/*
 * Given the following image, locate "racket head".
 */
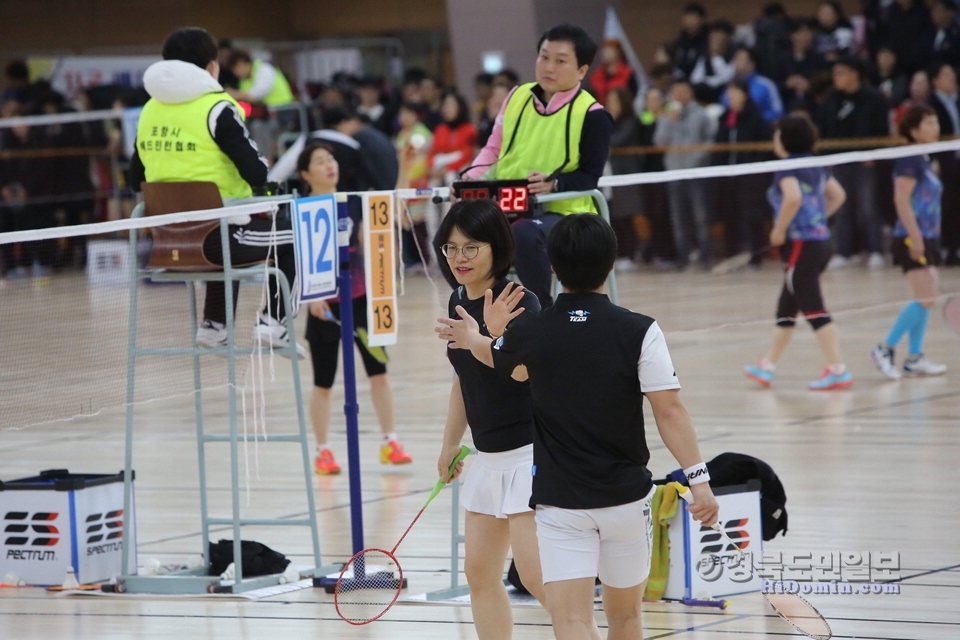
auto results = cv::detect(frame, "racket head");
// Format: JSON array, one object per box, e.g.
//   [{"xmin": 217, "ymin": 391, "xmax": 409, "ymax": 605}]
[
  {"xmin": 334, "ymin": 548, "xmax": 405, "ymax": 625},
  {"xmin": 763, "ymin": 591, "xmax": 833, "ymax": 639},
  {"xmin": 943, "ymin": 295, "xmax": 960, "ymax": 336}
]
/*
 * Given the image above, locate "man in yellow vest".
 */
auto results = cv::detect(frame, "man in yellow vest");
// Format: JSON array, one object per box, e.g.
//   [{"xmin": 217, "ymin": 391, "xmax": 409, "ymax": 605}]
[
  {"xmin": 225, "ymin": 48, "xmax": 297, "ymax": 161},
  {"xmin": 226, "ymin": 49, "xmax": 296, "ymax": 108},
  {"xmin": 464, "ymin": 23, "xmax": 613, "ymax": 306},
  {"xmin": 129, "ymin": 27, "xmax": 305, "ymax": 358}
]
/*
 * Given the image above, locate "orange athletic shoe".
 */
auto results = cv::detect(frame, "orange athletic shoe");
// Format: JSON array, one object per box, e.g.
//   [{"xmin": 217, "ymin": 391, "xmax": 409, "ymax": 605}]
[
  {"xmin": 380, "ymin": 440, "xmax": 413, "ymax": 465},
  {"xmin": 314, "ymin": 449, "xmax": 341, "ymax": 475}
]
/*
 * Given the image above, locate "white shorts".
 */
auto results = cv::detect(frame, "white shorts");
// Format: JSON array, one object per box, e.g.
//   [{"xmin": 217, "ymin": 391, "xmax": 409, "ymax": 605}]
[
  {"xmin": 460, "ymin": 444, "xmax": 534, "ymax": 518},
  {"xmin": 535, "ymin": 485, "xmax": 655, "ymax": 589}
]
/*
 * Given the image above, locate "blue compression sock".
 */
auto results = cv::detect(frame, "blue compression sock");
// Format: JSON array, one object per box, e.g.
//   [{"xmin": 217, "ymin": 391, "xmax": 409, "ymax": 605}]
[
  {"xmin": 907, "ymin": 304, "xmax": 930, "ymax": 356},
  {"xmin": 885, "ymin": 301, "xmax": 926, "ymax": 353}
]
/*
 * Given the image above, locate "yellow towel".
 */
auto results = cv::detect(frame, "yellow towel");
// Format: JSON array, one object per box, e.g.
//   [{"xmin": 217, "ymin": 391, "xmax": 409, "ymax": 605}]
[{"xmin": 644, "ymin": 482, "xmax": 679, "ymax": 601}]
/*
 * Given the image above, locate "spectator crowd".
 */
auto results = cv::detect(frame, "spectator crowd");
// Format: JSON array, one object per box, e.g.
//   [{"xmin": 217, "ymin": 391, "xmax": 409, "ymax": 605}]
[{"xmin": 4, "ymin": 1, "xmax": 960, "ymax": 279}]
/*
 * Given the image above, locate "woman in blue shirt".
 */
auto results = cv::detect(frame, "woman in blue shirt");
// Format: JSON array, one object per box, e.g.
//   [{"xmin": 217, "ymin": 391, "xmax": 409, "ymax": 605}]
[
  {"xmin": 870, "ymin": 105, "xmax": 948, "ymax": 378},
  {"xmin": 745, "ymin": 113, "xmax": 851, "ymax": 390}
]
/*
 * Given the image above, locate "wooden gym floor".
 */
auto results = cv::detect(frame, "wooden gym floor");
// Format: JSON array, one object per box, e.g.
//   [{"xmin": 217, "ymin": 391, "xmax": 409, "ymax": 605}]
[{"xmin": 0, "ymin": 262, "xmax": 958, "ymax": 639}]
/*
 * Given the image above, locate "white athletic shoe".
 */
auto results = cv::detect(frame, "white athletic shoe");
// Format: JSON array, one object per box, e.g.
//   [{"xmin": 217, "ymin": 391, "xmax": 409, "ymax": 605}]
[
  {"xmin": 866, "ymin": 252, "xmax": 885, "ymax": 269},
  {"xmin": 827, "ymin": 255, "xmax": 851, "ymax": 270},
  {"xmin": 196, "ymin": 320, "xmax": 228, "ymax": 348},
  {"xmin": 252, "ymin": 315, "xmax": 307, "ymax": 360},
  {"xmin": 902, "ymin": 355, "xmax": 947, "ymax": 377},
  {"xmin": 870, "ymin": 344, "xmax": 901, "ymax": 380}
]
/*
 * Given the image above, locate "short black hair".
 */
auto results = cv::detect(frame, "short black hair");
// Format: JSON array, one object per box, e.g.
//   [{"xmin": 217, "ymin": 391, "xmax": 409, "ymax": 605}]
[
  {"xmin": 435, "ymin": 199, "xmax": 516, "ymax": 284},
  {"xmin": 495, "ymin": 68, "xmax": 520, "ymax": 86},
  {"xmin": 321, "ymin": 105, "xmax": 357, "ymax": 129},
  {"xmin": 789, "ymin": 17, "xmax": 816, "ymax": 33},
  {"xmin": 474, "ymin": 72, "xmax": 494, "ymax": 86},
  {"xmin": 537, "ymin": 23, "xmax": 598, "ymax": 69},
  {"xmin": 777, "ymin": 113, "xmax": 819, "ymax": 154},
  {"xmin": 898, "ymin": 104, "xmax": 937, "ymax": 141},
  {"xmin": 4, "ymin": 60, "xmax": 28, "ymax": 81},
  {"xmin": 296, "ymin": 140, "xmax": 336, "ymax": 175},
  {"xmin": 683, "ymin": 2, "xmax": 707, "ymax": 17},
  {"xmin": 832, "ymin": 54, "xmax": 865, "ymax": 78},
  {"xmin": 710, "ymin": 19, "xmax": 735, "ymax": 35},
  {"xmin": 547, "ymin": 214, "xmax": 616, "ymax": 292},
  {"xmin": 161, "ymin": 27, "xmax": 218, "ymax": 69}
]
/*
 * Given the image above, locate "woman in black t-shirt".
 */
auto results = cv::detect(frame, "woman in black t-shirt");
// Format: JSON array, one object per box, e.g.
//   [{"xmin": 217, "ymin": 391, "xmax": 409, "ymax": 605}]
[{"xmin": 434, "ymin": 199, "xmax": 544, "ymax": 636}]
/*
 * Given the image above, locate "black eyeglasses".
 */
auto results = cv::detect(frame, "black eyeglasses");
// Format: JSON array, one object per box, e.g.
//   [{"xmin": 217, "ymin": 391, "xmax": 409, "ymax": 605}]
[{"xmin": 440, "ymin": 243, "xmax": 489, "ymax": 259}]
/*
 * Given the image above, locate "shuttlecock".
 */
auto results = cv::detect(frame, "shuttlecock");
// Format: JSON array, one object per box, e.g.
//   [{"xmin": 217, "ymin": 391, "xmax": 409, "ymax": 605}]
[
  {"xmin": 4, "ymin": 571, "xmax": 25, "ymax": 586},
  {"xmin": 410, "ymin": 132, "xmax": 427, "ymax": 150},
  {"xmin": 62, "ymin": 567, "xmax": 80, "ymax": 589},
  {"xmin": 278, "ymin": 564, "xmax": 300, "ymax": 584},
  {"xmin": 144, "ymin": 558, "xmax": 161, "ymax": 575},
  {"xmin": 220, "ymin": 562, "xmax": 235, "ymax": 581},
  {"xmin": 186, "ymin": 555, "xmax": 206, "ymax": 571}
]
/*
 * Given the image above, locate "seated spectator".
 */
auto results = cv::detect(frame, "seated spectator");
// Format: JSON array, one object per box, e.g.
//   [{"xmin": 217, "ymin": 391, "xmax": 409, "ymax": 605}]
[
  {"xmin": 654, "ymin": 78, "xmax": 716, "ymax": 270},
  {"xmin": 428, "ymin": 90, "xmax": 477, "ymax": 186},
  {"xmin": 494, "ymin": 68, "xmax": 520, "ymax": 90},
  {"xmin": 816, "ymin": 55, "xmax": 890, "ymax": 269},
  {"xmin": 672, "ymin": 3, "xmax": 709, "ymax": 80},
  {"xmin": 722, "ymin": 46, "xmax": 784, "ymax": 124},
  {"xmin": 927, "ymin": 61, "xmax": 960, "ymax": 265},
  {"xmin": 605, "ymin": 86, "xmax": 643, "ymax": 271},
  {"xmin": 476, "ymin": 82, "xmax": 509, "ymax": 148},
  {"xmin": 877, "ymin": 0, "xmax": 931, "ymax": 76},
  {"xmin": 713, "ymin": 79, "xmax": 773, "ymax": 266},
  {"xmin": 775, "ymin": 18, "xmax": 830, "ymax": 113},
  {"xmin": 472, "ymin": 72, "xmax": 494, "ymax": 125},
  {"xmin": 356, "ymin": 75, "xmax": 391, "ymax": 134},
  {"xmin": 393, "ymin": 102, "xmax": 433, "ymax": 273},
  {"xmin": 894, "ymin": 69, "xmax": 931, "ymax": 128},
  {"xmin": 917, "ymin": 0, "xmax": 960, "ymax": 71},
  {"xmin": 752, "ymin": 2, "xmax": 792, "ymax": 81},
  {"xmin": 812, "ymin": 1, "xmax": 855, "ymax": 61},
  {"xmin": 689, "ymin": 19, "xmax": 736, "ymax": 104},
  {"xmin": 420, "ymin": 75, "xmax": 445, "ymax": 131},
  {"xmin": 589, "ymin": 38, "xmax": 638, "ymax": 105},
  {"xmin": 874, "ymin": 46, "xmax": 909, "ymax": 112},
  {"xmin": 636, "ymin": 87, "xmax": 675, "ymax": 267}
]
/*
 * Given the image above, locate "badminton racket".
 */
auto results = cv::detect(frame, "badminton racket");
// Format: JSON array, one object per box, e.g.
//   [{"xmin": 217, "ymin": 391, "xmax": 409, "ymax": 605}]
[
  {"xmin": 675, "ymin": 483, "xmax": 832, "ymax": 639},
  {"xmin": 334, "ymin": 444, "xmax": 471, "ymax": 624},
  {"xmin": 943, "ymin": 294, "xmax": 960, "ymax": 337}
]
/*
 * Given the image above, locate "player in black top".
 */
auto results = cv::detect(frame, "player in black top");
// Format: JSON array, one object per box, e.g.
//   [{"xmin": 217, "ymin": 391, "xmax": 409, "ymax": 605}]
[
  {"xmin": 434, "ymin": 199, "xmax": 545, "ymax": 637},
  {"xmin": 438, "ymin": 213, "xmax": 718, "ymax": 640}
]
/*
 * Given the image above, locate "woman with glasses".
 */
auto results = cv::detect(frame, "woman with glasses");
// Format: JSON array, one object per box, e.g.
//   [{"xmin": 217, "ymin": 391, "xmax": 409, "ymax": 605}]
[{"xmin": 433, "ymin": 199, "xmax": 545, "ymax": 638}]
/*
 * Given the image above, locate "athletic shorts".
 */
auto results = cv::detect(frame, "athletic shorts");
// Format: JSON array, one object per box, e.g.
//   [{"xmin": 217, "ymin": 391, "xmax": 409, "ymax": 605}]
[
  {"xmin": 460, "ymin": 444, "xmax": 533, "ymax": 518},
  {"xmin": 891, "ymin": 236, "xmax": 941, "ymax": 273},
  {"xmin": 535, "ymin": 485, "xmax": 655, "ymax": 589}
]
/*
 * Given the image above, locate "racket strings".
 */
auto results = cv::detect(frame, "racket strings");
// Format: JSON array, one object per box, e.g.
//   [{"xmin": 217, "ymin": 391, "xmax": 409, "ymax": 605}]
[
  {"xmin": 764, "ymin": 592, "xmax": 833, "ymax": 639},
  {"xmin": 334, "ymin": 549, "xmax": 404, "ymax": 625}
]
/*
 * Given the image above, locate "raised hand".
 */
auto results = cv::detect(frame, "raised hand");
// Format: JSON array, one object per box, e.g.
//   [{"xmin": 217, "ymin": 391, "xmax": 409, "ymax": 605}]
[{"xmin": 483, "ymin": 282, "xmax": 526, "ymax": 337}]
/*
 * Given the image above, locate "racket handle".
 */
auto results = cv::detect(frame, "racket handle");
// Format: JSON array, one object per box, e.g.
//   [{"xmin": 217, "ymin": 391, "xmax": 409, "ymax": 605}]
[
  {"xmin": 682, "ymin": 597, "xmax": 729, "ymax": 609},
  {"xmin": 673, "ymin": 482, "xmax": 723, "ymax": 533},
  {"xmin": 904, "ymin": 238, "xmax": 927, "ymax": 265}
]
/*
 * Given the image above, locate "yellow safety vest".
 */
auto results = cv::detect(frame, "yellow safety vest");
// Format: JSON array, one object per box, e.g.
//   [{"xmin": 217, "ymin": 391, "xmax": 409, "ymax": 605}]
[
  {"xmin": 137, "ymin": 92, "xmax": 253, "ymax": 200},
  {"xmin": 239, "ymin": 59, "xmax": 296, "ymax": 106},
  {"xmin": 495, "ymin": 82, "xmax": 596, "ymax": 215}
]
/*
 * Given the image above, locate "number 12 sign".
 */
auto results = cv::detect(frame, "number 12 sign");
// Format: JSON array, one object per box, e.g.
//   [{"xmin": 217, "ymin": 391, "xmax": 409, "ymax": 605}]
[
  {"xmin": 363, "ymin": 192, "xmax": 398, "ymax": 346},
  {"xmin": 292, "ymin": 194, "xmax": 339, "ymax": 302}
]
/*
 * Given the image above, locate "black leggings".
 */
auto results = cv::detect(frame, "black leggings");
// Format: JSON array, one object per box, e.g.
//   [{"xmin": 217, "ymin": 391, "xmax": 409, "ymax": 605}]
[
  {"xmin": 775, "ymin": 239, "xmax": 832, "ymax": 330},
  {"xmin": 306, "ymin": 294, "xmax": 388, "ymax": 389},
  {"xmin": 202, "ymin": 216, "xmax": 296, "ymax": 324}
]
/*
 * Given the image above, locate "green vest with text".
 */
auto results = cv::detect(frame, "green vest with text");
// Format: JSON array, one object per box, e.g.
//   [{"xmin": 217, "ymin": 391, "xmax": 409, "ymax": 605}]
[
  {"xmin": 239, "ymin": 59, "xmax": 296, "ymax": 106},
  {"xmin": 137, "ymin": 92, "xmax": 253, "ymax": 200},
  {"xmin": 495, "ymin": 82, "xmax": 596, "ymax": 215}
]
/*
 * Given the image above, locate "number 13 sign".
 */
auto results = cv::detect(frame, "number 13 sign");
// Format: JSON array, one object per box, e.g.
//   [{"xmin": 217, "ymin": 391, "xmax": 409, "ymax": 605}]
[
  {"xmin": 292, "ymin": 194, "xmax": 339, "ymax": 302},
  {"xmin": 363, "ymin": 192, "xmax": 398, "ymax": 346}
]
